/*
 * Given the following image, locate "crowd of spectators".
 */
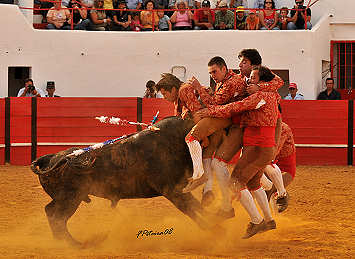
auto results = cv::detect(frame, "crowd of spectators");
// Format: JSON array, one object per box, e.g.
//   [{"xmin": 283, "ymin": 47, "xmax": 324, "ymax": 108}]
[
  {"xmin": 37, "ymin": 0, "xmax": 313, "ymax": 31},
  {"xmin": 17, "ymin": 79, "xmax": 60, "ymax": 97}
]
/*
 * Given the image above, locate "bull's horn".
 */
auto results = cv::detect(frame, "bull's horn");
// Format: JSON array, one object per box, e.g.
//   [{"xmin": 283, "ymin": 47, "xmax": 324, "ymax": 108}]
[{"xmin": 31, "ymin": 154, "xmax": 68, "ymax": 175}]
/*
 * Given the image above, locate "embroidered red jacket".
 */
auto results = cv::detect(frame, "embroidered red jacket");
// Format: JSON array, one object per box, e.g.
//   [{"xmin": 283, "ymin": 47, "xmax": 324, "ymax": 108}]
[
  {"xmin": 276, "ymin": 122, "xmax": 296, "ymax": 159},
  {"xmin": 174, "ymin": 83, "xmax": 203, "ymax": 119},
  {"xmin": 207, "ymin": 91, "xmax": 279, "ymax": 127},
  {"xmin": 197, "ymin": 70, "xmax": 247, "ymax": 105}
]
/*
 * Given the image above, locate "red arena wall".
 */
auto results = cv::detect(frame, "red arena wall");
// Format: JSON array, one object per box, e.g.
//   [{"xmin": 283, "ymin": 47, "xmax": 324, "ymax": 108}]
[{"xmin": 0, "ymin": 98, "xmax": 353, "ymax": 166}]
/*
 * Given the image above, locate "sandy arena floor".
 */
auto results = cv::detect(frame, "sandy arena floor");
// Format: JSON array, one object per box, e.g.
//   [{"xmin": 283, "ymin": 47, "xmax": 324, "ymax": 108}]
[{"xmin": 0, "ymin": 165, "xmax": 354, "ymax": 258}]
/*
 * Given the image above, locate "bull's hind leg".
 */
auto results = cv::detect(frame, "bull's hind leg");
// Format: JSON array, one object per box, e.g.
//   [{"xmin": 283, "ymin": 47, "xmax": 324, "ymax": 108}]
[
  {"xmin": 165, "ymin": 193, "xmax": 209, "ymax": 229},
  {"xmin": 45, "ymin": 198, "xmax": 82, "ymax": 246}
]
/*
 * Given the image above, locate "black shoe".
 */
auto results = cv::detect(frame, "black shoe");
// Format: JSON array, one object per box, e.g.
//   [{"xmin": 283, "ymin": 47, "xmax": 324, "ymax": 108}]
[
  {"xmin": 276, "ymin": 192, "xmax": 289, "ymax": 213},
  {"xmin": 242, "ymin": 220, "xmax": 265, "ymax": 239},
  {"xmin": 263, "ymin": 219, "xmax": 276, "ymax": 232},
  {"xmin": 215, "ymin": 208, "xmax": 235, "ymax": 220},
  {"xmin": 201, "ymin": 190, "xmax": 215, "ymax": 207}
]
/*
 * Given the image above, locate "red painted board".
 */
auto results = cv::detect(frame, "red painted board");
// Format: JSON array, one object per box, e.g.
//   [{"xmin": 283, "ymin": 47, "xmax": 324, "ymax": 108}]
[
  {"xmin": 37, "ymin": 98, "xmax": 138, "ymax": 143},
  {"xmin": 142, "ymin": 98, "xmax": 174, "ymax": 124},
  {"xmin": 280, "ymin": 100, "xmax": 348, "ymax": 145},
  {"xmin": 0, "ymin": 98, "xmax": 4, "ymax": 165},
  {"xmin": 10, "ymin": 98, "xmax": 32, "ymax": 165},
  {"xmin": 296, "ymin": 147, "xmax": 347, "ymax": 166},
  {"xmin": 10, "ymin": 147, "xmax": 31, "ymax": 165}
]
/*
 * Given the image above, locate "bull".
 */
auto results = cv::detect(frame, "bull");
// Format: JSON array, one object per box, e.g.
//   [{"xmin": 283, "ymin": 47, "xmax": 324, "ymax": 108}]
[{"xmin": 31, "ymin": 116, "xmax": 217, "ymax": 246}]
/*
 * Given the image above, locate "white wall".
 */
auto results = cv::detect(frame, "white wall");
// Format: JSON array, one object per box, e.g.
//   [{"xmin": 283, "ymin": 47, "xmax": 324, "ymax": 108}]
[{"xmin": 0, "ymin": 1, "xmax": 355, "ymax": 99}]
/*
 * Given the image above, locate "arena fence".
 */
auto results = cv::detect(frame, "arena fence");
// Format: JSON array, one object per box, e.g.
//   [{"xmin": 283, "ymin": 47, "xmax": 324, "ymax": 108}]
[{"xmin": 0, "ymin": 97, "xmax": 353, "ymax": 166}]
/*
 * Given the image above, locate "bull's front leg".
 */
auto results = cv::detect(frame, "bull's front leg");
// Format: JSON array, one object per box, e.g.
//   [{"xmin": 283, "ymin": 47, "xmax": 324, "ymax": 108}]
[{"xmin": 45, "ymin": 199, "xmax": 82, "ymax": 247}]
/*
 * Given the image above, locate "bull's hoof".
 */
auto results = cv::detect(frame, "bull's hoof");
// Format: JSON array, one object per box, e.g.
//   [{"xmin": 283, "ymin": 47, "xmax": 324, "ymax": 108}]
[
  {"xmin": 182, "ymin": 174, "xmax": 208, "ymax": 193},
  {"xmin": 111, "ymin": 199, "xmax": 119, "ymax": 208}
]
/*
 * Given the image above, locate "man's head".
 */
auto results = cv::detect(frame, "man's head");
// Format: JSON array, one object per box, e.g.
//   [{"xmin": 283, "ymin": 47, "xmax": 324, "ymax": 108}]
[
  {"xmin": 249, "ymin": 9, "xmax": 256, "ymax": 18},
  {"xmin": 326, "ymin": 78, "xmax": 335, "ymax": 91},
  {"xmin": 236, "ymin": 6, "xmax": 244, "ymax": 18},
  {"xmin": 155, "ymin": 73, "xmax": 183, "ymax": 102},
  {"xmin": 201, "ymin": 0, "xmax": 210, "ymax": 9},
  {"xmin": 289, "ymin": 82, "xmax": 298, "ymax": 97},
  {"xmin": 118, "ymin": 0, "xmax": 126, "ymax": 8},
  {"xmin": 280, "ymin": 7, "xmax": 288, "ymax": 17},
  {"xmin": 46, "ymin": 81, "xmax": 56, "ymax": 96},
  {"xmin": 295, "ymin": 0, "xmax": 304, "ymax": 6},
  {"xmin": 238, "ymin": 49, "xmax": 262, "ymax": 77},
  {"xmin": 208, "ymin": 56, "xmax": 228, "ymax": 83},
  {"xmin": 146, "ymin": 80, "xmax": 156, "ymax": 93},
  {"xmin": 24, "ymin": 78, "xmax": 34, "ymax": 88}
]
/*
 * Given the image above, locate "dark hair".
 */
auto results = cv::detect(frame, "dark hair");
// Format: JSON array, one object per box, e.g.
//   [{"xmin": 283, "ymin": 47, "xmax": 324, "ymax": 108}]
[
  {"xmin": 252, "ymin": 66, "xmax": 275, "ymax": 82},
  {"xmin": 278, "ymin": 103, "xmax": 282, "ymax": 113},
  {"xmin": 155, "ymin": 73, "xmax": 183, "ymax": 92},
  {"xmin": 280, "ymin": 7, "xmax": 289, "ymax": 14},
  {"xmin": 264, "ymin": 0, "xmax": 275, "ymax": 9},
  {"xmin": 208, "ymin": 56, "xmax": 227, "ymax": 70},
  {"xmin": 24, "ymin": 78, "xmax": 33, "ymax": 84},
  {"xmin": 326, "ymin": 77, "xmax": 334, "ymax": 83},
  {"xmin": 144, "ymin": 0, "xmax": 155, "ymax": 9},
  {"xmin": 238, "ymin": 49, "xmax": 262, "ymax": 66},
  {"xmin": 146, "ymin": 80, "xmax": 156, "ymax": 89}
]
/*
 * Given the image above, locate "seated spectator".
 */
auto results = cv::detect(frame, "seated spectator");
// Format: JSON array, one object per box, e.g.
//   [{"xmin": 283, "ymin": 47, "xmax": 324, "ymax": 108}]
[
  {"xmin": 111, "ymin": 0, "xmax": 132, "ymax": 31},
  {"xmin": 278, "ymin": 7, "xmax": 290, "ymax": 30},
  {"xmin": 157, "ymin": 0, "xmax": 170, "ymax": 9},
  {"xmin": 254, "ymin": 0, "xmax": 263, "ymax": 9},
  {"xmin": 235, "ymin": 6, "xmax": 246, "ymax": 30},
  {"xmin": 68, "ymin": 0, "xmax": 90, "ymax": 30},
  {"xmin": 144, "ymin": 80, "xmax": 157, "ymax": 98},
  {"xmin": 194, "ymin": 0, "xmax": 215, "ymax": 30},
  {"xmin": 104, "ymin": 0, "xmax": 114, "ymax": 19},
  {"xmin": 39, "ymin": 0, "xmax": 53, "ymax": 22},
  {"xmin": 214, "ymin": 0, "xmax": 234, "ymax": 30},
  {"xmin": 284, "ymin": 83, "xmax": 304, "ymax": 100},
  {"xmin": 17, "ymin": 79, "xmax": 45, "ymax": 97},
  {"xmin": 157, "ymin": 9, "xmax": 172, "ymax": 31},
  {"xmin": 229, "ymin": 0, "xmax": 247, "ymax": 9},
  {"xmin": 140, "ymin": 0, "xmax": 159, "ymax": 31},
  {"xmin": 45, "ymin": 81, "xmax": 60, "ymax": 97},
  {"xmin": 170, "ymin": 1, "xmax": 193, "ymax": 30},
  {"xmin": 169, "ymin": 0, "xmax": 194, "ymax": 10},
  {"xmin": 287, "ymin": 0, "xmax": 312, "ymax": 30},
  {"xmin": 46, "ymin": 0, "xmax": 71, "ymax": 30},
  {"xmin": 126, "ymin": 0, "xmax": 143, "ymax": 10},
  {"xmin": 130, "ymin": 11, "xmax": 143, "ymax": 31},
  {"xmin": 317, "ymin": 78, "xmax": 341, "ymax": 100},
  {"xmin": 246, "ymin": 9, "xmax": 260, "ymax": 30},
  {"xmin": 259, "ymin": 0, "xmax": 279, "ymax": 30},
  {"xmin": 90, "ymin": 0, "xmax": 112, "ymax": 31},
  {"xmin": 81, "ymin": 0, "xmax": 94, "ymax": 7}
]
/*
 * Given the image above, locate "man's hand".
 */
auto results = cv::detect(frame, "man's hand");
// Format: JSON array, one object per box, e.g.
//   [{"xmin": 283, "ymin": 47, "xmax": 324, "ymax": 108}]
[
  {"xmin": 194, "ymin": 108, "xmax": 210, "ymax": 121},
  {"xmin": 187, "ymin": 76, "xmax": 202, "ymax": 90}
]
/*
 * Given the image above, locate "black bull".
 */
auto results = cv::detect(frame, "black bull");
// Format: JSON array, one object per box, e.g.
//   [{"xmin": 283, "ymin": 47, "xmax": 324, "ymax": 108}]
[{"xmin": 31, "ymin": 116, "xmax": 218, "ymax": 245}]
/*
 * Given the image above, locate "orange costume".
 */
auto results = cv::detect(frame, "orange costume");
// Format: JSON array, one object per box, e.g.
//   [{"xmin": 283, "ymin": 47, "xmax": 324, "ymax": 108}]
[
  {"xmin": 275, "ymin": 122, "xmax": 296, "ymax": 178},
  {"xmin": 174, "ymin": 83, "xmax": 203, "ymax": 119}
]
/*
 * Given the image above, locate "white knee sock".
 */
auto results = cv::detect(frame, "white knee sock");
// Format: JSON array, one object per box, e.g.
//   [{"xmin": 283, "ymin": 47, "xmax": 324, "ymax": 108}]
[
  {"xmin": 260, "ymin": 173, "xmax": 273, "ymax": 191},
  {"xmin": 203, "ymin": 158, "xmax": 213, "ymax": 193},
  {"xmin": 240, "ymin": 189, "xmax": 263, "ymax": 224},
  {"xmin": 265, "ymin": 164, "xmax": 286, "ymax": 197},
  {"xmin": 252, "ymin": 187, "xmax": 273, "ymax": 222},
  {"xmin": 211, "ymin": 158, "xmax": 232, "ymax": 211},
  {"xmin": 186, "ymin": 139, "xmax": 204, "ymax": 179}
]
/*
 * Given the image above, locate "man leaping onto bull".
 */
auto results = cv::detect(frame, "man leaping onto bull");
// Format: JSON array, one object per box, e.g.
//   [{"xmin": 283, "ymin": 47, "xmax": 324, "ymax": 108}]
[{"xmin": 155, "ymin": 58, "xmax": 240, "ymax": 218}]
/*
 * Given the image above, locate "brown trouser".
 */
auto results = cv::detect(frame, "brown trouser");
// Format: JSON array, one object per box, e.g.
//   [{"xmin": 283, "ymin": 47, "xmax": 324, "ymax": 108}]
[
  {"xmin": 190, "ymin": 117, "xmax": 231, "ymax": 143},
  {"xmin": 231, "ymin": 145, "xmax": 275, "ymax": 190}
]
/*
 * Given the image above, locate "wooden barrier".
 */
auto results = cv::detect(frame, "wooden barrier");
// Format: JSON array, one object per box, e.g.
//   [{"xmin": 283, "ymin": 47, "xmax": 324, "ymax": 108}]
[
  {"xmin": 10, "ymin": 98, "xmax": 32, "ymax": 165},
  {"xmin": 36, "ymin": 97, "xmax": 138, "ymax": 158},
  {"xmin": 0, "ymin": 97, "xmax": 353, "ymax": 166},
  {"xmin": 280, "ymin": 100, "xmax": 348, "ymax": 165},
  {"xmin": 0, "ymin": 98, "xmax": 4, "ymax": 165}
]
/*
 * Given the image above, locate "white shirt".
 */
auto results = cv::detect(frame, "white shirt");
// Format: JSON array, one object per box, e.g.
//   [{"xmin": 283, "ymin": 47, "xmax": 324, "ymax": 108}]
[
  {"xmin": 17, "ymin": 87, "xmax": 46, "ymax": 97},
  {"xmin": 284, "ymin": 93, "xmax": 304, "ymax": 100}
]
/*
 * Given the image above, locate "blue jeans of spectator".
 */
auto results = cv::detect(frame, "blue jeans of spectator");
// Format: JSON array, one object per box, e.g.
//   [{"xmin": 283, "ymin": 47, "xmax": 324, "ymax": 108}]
[
  {"xmin": 47, "ymin": 23, "xmax": 71, "ymax": 30},
  {"xmin": 260, "ymin": 26, "xmax": 280, "ymax": 30},
  {"xmin": 74, "ymin": 19, "xmax": 90, "ymax": 30},
  {"xmin": 287, "ymin": 21, "xmax": 312, "ymax": 30},
  {"xmin": 194, "ymin": 26, "xmax": 214, "ymax": 30}
]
